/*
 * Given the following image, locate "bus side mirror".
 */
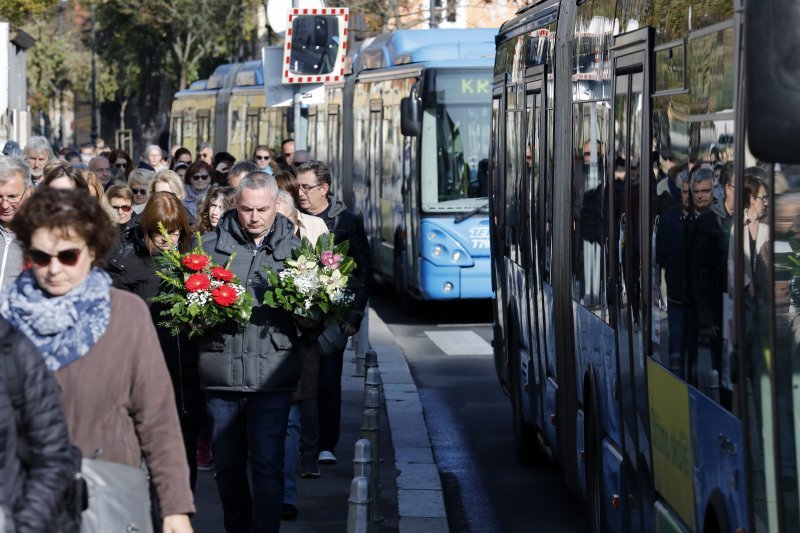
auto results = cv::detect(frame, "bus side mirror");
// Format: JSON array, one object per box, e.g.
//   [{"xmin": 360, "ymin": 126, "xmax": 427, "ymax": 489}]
[
  {"xmin": 745, "ymin": 0, "xmax": 800, "ymax": 163},
  {"xmin": 401, "ymin": 96, "xmax": 421, "ymax": 137}
]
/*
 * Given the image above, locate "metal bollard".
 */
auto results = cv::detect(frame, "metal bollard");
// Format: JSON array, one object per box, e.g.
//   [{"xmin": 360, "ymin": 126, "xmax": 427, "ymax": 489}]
[
  {"xmin": 346, "ymin": 476, "xmax": 371, "ymax": 533},
  {"xmin": 365, "ymin": 349, "xmax": 378, "ymax": 369},
  {"xmin": 361, "ymin": 387, "xmax": 381, "ymax": 525},
  {"xmin": 354, "ymin": 349, "xmax": 366, "ymax": 377},
  {"xmin": 365, "ymin": 366, "xmax": 382, "ymax": 393},
  {"xmin": 353, "ymin": 439, "xmax": 373, "ymax": 479}
]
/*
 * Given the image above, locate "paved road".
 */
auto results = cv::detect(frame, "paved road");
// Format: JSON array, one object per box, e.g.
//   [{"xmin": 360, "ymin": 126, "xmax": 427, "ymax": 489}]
[{"xmin": 371, "ymin": 287, "xmax": 590, "ymax": 533}]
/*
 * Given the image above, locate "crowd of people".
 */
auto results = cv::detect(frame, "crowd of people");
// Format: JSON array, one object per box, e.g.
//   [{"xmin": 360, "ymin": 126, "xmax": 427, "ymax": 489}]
[{"xmin": 0, "ymin": 135, "xmax": 371, "ymax": 533}]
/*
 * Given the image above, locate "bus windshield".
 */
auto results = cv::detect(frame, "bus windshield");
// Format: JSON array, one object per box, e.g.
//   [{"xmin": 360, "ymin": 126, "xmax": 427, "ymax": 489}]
[{"xmin": 420, "ymin": 69, "xmax": 492, "ymax": 213}]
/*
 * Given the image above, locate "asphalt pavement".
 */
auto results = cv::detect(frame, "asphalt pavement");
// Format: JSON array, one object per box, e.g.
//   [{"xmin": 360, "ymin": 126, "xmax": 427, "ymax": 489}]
[{"xmin": 193, "ymin": 307, "xmax": 443, "ymax": 532}]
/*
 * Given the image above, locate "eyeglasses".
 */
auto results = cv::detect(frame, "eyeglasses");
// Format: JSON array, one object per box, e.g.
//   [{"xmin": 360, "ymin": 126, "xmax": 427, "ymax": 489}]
[
  {"xmin": 283, "ymin": 153, "xmax": 292, "ymax": 158},
  {"xmin": 298, "ymin": 183, "xmax": 322, "ymax": 192},
  {"xmin": 28, "ymin": 245, "xmax": 85, "ymax": 267},
  {"xmin": 111, "ymin": 204, "xmax": 132, "ymax": 213},
  {"xmin": 0, "ymin": 187, "xmax": 27, "ymax": 206},
  {"xmin": 753, "ymin": 195, "xmax": 769, "ymax": 203},
  {"xmin": 132, "ymin": 188, "xmax": 148, "ymax": 195},
  {"xmin": 115, "ymin": 163, "xmax": 127, "ymax": 169},
  {"xmin": 255, "ymin": 155, "xmax": 270, "ymax": 160},
  {"xmin": 192, "ymin": 174, "xmax": 210, "ymax": 181}
]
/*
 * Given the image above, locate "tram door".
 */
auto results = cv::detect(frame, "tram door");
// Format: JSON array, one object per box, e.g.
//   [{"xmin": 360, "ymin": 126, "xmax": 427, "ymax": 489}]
[{"xmin": 609, "ymin": 30, "xmax": 654, "ymax": 532}]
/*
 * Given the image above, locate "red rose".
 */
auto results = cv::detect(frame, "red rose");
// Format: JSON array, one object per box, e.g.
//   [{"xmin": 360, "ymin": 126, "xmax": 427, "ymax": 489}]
[
  {"xmin": 212, "ymin": 284, "xmax": 238, "ymax": 307},
  {"xmin": 185, "ymin": 273, "xmax": 211, "ymax": 292},
  {"xmin": 211, "ymin": 266, "xmax": 234, "ymax": 282},
  {"xmin": 182, "ymin": 254, "xmax": 210, "ymax": 271}
]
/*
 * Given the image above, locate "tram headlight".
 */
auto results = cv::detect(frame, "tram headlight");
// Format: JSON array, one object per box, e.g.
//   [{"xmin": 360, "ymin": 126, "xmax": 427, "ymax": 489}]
[
  {"xmin": 452, "ymin": 251, "xmax": 462, "ymax": 262},
  {"xmin": 432, "ymin": 245, "xmax": 443, "ymax": 257},
  {"xmin": 443, "ymin": 282, "xmax": 454, "ymax": 293}
]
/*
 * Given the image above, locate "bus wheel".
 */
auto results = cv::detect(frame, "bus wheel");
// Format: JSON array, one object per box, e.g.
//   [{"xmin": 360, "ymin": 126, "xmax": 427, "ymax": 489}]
[
  {"xmin": 585, "ymin": 395, "xmax": 606, "ymax": 532},
  {"xmin": 510, "ymin": 331, "xmax": 536, "ymax": 466}
]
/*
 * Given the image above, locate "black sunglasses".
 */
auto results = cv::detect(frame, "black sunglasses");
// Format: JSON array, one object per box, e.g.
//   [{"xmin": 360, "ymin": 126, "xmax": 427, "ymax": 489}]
[
  {"xmin": 115, "ymin": 163, "xmax": 127, "ymax": 169},
  {"xmin": 112, "ymin": 204, "xmax": 132, "ymax": 213},
  {"xmin": 28, "ymin": 246, "xmax": 85, "ymax": 267},
  {"xmin": 255, "ymin": 155, "xmax": 270, "ymax": 160},
  {"xmin": 132, "ymin": 188, "xmax": 148, "ymax": 195},
  {"xmin": 192, "ymin": 174, "xmax": 210, "ymax": 181}
]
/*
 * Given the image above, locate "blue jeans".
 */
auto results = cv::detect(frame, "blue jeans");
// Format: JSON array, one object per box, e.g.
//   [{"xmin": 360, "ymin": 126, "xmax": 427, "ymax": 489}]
[
  {"xmin": 283, "ymin": 403, "xmax": 301, "ymax": 505},
  {"xmin": 317, "ymin": 345, "xmax": 345, "ymax": 453},
  {"xmin": 207, "ymin": 391, "xmax": 292, "ymax": 533}
]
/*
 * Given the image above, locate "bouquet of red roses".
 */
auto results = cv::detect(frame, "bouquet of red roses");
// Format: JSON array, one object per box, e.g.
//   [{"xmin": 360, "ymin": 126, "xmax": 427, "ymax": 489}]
[{"xmin": 150, "ymin": 223, "xmax": 253, "ymax": 337}]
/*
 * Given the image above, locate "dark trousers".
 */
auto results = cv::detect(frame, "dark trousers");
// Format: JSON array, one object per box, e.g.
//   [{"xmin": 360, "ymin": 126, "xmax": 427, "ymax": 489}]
[
  {"xmin": 317, "ymin": 346, "xmax": 345, "ymax": 454},
  {"xmin": 206, "ymin": 391, "xmax": 292, "ymax": 533}
]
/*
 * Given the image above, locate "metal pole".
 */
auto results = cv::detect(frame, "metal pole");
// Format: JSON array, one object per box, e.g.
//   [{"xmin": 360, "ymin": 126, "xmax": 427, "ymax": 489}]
[
  {"xmin": 291, "ymin": 0, "xmax": 306, "ymax": 151},
  {"xmin": 90, "ymin": 4, "xmax": 98, "ymax": 146}
]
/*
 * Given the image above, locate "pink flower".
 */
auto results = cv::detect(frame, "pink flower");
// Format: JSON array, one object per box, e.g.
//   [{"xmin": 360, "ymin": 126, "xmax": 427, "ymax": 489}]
[{"xmin": 320, "ymin": 250, "xmax": 342, "ymax": 270}]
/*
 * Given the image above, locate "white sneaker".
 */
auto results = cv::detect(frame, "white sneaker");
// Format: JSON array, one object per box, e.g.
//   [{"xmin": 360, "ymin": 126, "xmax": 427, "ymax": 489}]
[{"xmin": 318, "ymin": 450, "xmax": 337, "ymax": 465}]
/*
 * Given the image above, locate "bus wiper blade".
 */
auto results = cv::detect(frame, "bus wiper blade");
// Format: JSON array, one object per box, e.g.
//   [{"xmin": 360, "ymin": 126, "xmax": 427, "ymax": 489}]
[{"xmin": 454, "ymin": 202, "xmax": 489, "ymax": 224}]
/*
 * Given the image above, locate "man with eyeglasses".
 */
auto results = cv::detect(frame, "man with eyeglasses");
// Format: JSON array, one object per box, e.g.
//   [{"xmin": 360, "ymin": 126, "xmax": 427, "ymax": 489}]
[
  {"xmin": 89, "ymin": 156, "xmax": 113, "ymax": 189},
  {"xmin": 295, "ymin": 160, "xmax": 371, "ymax": 467},
  {"xmin": 0, "ymin": 157, "xmax": 31, "ymax": 295}
]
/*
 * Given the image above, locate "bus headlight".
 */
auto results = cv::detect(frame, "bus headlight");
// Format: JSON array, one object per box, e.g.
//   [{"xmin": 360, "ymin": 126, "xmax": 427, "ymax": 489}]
[
  {"xmin": 429, "ymin": 232, "xmax": 438, "ymax": 241},
  {"xmin": 443, "ymin": 282, "xmax": 454, "ymax": 293},
  {"xmin": 432, "ymin": 245, "xmax": 443, "ymax": 257},
  {"xmin": 452, "ymin": 251, "xmax": 462, "ymax": 262}
]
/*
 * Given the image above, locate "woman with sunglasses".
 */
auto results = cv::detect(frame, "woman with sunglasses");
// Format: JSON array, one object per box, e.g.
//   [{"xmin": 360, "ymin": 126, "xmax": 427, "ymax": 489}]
[
  {"xmin": 0, "ymin": 188, "xmax": 195, "ymax": 533},
  {"xmin": 128, "ymin": 168, "xmax": 154, "ymax": 214},
  {"xmin": 107, "ymin": 191, "xmax": 206, "ymax": 491},
  {"xmin": 182, "ymin": 161, "xmax": 213, "ymax": 220},
  {"xmin": 108, "ymin": 149, "xmax": 134, "ymax": 180},
  {"xmin": 106, "ymin": 184, "xmax": 136, "ymax": 231}
]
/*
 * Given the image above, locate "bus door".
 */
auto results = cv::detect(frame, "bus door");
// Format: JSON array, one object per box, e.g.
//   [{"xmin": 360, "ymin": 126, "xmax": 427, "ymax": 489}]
[
  {"xmin": 525, "ymin": 73, "xmax": 546, "ymax": 428},
  {"xmin": 490, "ymin": 85, "xmax": 508, "ymax": 383},
  {"xmin": 367, "ymin": 98, "xmax": 384, "ymax": 262},
  {"xmin": 609, "ymin": 29, "xmax": 653, "ymax": 531}
]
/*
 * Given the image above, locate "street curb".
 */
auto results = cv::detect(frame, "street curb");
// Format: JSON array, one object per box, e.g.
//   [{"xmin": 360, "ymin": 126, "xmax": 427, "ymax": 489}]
[{"xmin": 367, "ymin": 308, "xmax": 450, "ymax": 533}]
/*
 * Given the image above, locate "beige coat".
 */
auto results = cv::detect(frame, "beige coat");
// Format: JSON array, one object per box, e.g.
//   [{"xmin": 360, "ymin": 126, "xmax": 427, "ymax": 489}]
[{"xmin": 55, "ymin": 289, "xmax": 195, "ymax": 517}]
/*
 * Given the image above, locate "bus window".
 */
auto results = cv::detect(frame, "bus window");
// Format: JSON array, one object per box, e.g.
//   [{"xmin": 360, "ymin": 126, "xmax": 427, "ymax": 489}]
[
  {"xmin": 419, "ymin": 69, "xmax": 492, "ymax": 212},
  {"xmin": 771, "ymin": 162, "xmax": 800, "ymax": 529},
  {"xmin": 572, "ymin": 101, "xmax": 609, "ymax": 320}
]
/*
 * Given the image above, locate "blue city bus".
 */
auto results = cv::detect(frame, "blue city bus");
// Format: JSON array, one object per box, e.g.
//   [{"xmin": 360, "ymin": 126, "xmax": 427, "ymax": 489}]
[
  {"xmin": 491, "ymin": 1, "xmax": 800, "ymax": 532},
  {"xmin": 313, "ymin": 29, "xmax": 496, "ymax": 302},
  {"xmin": 171, "ymin": 30, "xmax": 495, "ymax": 303}
]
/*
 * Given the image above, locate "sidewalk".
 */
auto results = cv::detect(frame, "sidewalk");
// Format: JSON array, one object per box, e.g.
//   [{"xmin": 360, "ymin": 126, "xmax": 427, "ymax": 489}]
[{"xmin": 193, "ymin": 307, "xmax": 447, "ymax": 532}]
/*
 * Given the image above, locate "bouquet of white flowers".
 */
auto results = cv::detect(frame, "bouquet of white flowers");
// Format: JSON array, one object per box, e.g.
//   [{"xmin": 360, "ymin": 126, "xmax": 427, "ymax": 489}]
[{"xmin": 262, "ymin": 233, "xmax": 356, "ymax": 325}]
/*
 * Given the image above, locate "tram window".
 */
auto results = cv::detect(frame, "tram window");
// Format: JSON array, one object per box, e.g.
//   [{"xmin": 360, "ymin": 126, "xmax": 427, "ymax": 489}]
[
  {"xmin": 245, "ymin": 112, "xmax": 259, "ymax": 158},
  {"xmin": 654, "ymin": 43, "xmax": 686, "ymax": 93},
  {"xmin": 687, "ymin": 26, "xmax": 734, "ymax": 115},
  {"xmin": 571, "ymin": 101, "xmax": 609, "ymax": 319}
]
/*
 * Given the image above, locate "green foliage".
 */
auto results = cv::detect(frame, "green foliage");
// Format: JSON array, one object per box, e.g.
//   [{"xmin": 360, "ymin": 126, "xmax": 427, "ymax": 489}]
[{"xmin": 0, "ymin": 0, "xmax": 59, "ymax": 26}]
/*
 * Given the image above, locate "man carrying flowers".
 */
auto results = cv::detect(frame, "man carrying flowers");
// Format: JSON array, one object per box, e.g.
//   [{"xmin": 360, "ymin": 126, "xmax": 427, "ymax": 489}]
[{"xmin": 197, "ymin": 172, "xmax": 301, "ymax": 533}]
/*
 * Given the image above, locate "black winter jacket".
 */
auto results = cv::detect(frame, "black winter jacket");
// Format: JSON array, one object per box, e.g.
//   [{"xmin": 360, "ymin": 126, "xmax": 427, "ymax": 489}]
[
  {"xmin": 318, "ymin": 195, "xmax": 371, "ymax": 328},
  {"xmin": 197, "ymin": 211, "xmax": 302, "ymax": 392},
  {"xmin": 0, "ymin": 318, "xmax": 75, "ymax": 533},
  {"xmin": 106, "ymin": 225, "xmax": 204, "ymax": 424}
]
